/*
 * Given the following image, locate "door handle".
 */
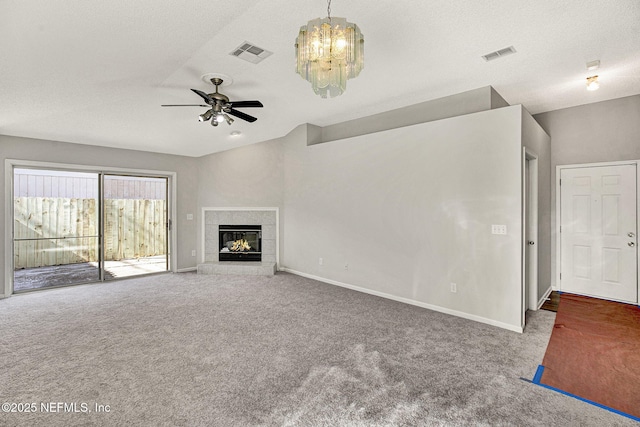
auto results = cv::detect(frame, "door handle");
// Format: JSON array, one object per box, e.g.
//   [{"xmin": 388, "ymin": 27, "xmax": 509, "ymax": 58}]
[
  {"xmin": 629, "ymin": 232, "xmax": 636, "ymax": 238},
  {"xmin": 630, "ymin": 242, "xmax": 636, "ymax": 247},
  {"xmin": 528, "ymin": 241, "xmax": 535, "ymax": 245}
]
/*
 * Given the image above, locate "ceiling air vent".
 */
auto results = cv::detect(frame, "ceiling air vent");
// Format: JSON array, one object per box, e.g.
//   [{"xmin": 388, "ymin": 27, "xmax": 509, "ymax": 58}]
[
  {"xmin": 230, "ymin": 42, "xmax": 273, "ymax": 64},
  {"xmin": 482, "ymin": 46, "xmax": 516, "ymax": 62}
]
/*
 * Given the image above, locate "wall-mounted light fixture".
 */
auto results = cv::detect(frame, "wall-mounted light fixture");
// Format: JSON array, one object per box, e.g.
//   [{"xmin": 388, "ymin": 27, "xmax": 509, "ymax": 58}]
[
  {"xmin": 586, "ymin": 75, "xmax": 600, "ymax": 91},
  {"xmin": 586, "ymin": 60, "xmax": 600, "ymax": 91}
]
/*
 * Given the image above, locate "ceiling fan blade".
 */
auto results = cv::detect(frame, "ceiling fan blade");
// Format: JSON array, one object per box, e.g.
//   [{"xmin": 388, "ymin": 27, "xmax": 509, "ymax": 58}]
[
  {"xmin": 227, "ymin": 108, "xmax": 258, "ymax": 123},
  {"xmin": 229, "ymin": 100, "xmax": 263, "ymax": 108},
  {"xmin": 191, "ymin": 89, "xmax": 213, "ymax": 104},
  {"xmin": 161, "ymin": 104, "xmax": 209, "ymax": 107}
]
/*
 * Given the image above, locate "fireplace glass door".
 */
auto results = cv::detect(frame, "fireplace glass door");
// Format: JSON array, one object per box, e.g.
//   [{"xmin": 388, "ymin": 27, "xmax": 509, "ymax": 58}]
[{"xmin": 219, "ymin": 225, "xmax": 261, "ymax": 262}]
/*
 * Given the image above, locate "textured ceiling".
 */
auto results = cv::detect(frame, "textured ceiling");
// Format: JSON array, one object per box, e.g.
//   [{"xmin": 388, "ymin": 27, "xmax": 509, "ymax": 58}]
[{"xmin": 1, "ymin": 0, "xmax": 639, "ymax": 157}]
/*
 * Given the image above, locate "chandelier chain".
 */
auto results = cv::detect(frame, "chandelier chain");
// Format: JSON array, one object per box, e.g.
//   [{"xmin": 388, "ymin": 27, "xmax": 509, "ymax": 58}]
[{"xmin": 327, "ymin": 0, "xmax": 332, "ymax": 21}]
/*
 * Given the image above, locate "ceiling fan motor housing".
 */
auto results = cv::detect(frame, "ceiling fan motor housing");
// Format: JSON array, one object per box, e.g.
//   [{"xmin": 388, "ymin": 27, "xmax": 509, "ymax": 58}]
[{"xmin": 162, "ymin": 74, "xmax": 263, "ymax": 125}]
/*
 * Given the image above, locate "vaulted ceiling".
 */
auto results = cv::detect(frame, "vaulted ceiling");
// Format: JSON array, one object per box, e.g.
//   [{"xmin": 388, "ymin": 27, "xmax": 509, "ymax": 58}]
[{"xmin": 1, "ymin": 0, "xmax": 639, "ymax": 157}]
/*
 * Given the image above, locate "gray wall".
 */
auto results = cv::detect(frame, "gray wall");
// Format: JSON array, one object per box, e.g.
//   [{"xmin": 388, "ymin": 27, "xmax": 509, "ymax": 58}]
[
  {"xmin": 316, "ymin": 86, "xmax": 508, "ymax": 144},
  {"xmin": 193, "ymin": 105, "xmax": 535, "ymax": 331},
  {"xmin": 194, "ymin": 103, "xmax": 551, "ymax": 331},
  {"xmin": 534, "ymin": 95, "xmax": 640, "ymax": 167},
  {"xmin": 197, "ymin": 134, "xmax": 286, "ymax": 263},
  {"xmin": 521, "ymin": 110, "xmax": 551, "ymax": 303},
  {"xmin": 533, "ymin": 94, "xmax": 640, "ymax": 287},
  {"xmin": 284, "ymin": 106, "xmax": 526, "ymax": 330},
  {"xmin": 1, "ymin": 134, "xmax": 199, "ymax": 296},
  {"xmin": 2, "ymin": 90, "xmax": 555, "ymax": 332}
]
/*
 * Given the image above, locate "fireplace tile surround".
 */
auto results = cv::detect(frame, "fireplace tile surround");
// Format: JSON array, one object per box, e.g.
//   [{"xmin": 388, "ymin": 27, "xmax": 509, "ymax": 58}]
[{"xmin": 198, "ymin": 208, "xmax": 278, "ymax": 276}]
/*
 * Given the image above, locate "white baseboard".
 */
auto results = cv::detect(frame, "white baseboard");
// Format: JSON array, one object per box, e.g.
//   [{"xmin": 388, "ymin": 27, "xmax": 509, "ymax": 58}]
[
  {"xmin": 281, "ymin": 268, "xmax": 523, "ymax": 333},
  {"xmin": 537, "ymin": 286, "xmax": 553, "ymax": 310},
  {"xmin": 176, "ymin": 267, "xmax": 197, "ymax": 273}
]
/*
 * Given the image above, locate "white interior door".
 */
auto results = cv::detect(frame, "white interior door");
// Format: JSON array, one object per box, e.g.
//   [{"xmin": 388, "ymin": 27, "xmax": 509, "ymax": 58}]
[{"xmin": 560, "ymin": 164, "xmax": 638, "ymax": 303}]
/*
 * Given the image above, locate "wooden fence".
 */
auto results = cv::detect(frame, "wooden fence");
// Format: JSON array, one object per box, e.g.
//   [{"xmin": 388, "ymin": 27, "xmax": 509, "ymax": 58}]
[{"xmin": 14, "ymin": 197, "xmax": 166, "ymax": 269}]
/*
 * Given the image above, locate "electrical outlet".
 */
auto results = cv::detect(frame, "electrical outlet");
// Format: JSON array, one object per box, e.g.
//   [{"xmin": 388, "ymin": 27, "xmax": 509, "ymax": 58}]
[
  {"xmin": 186, "ymin": 213, "xmax": 194, "ymax": 220},
  {"xmin": 491, "ymin": 224, "xmax": 507, "ymax": 235},
  {"xmin": 344, "ymin": 263, "xmax": 349, "ymax": 270},
  {"xmin": 450, "ymin": 283, "xmax": 457, "ymax": 293},
  {"xmin": 191, "ymin": 250, "xmax": 196, "ymax": 257},
  {"xmin": 319, "ymin": 257, "xmax": 323, "ymax": 265}
]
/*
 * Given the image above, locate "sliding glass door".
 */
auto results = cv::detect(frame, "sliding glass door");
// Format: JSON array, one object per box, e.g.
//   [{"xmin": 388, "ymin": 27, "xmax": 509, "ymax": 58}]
[
  {"xmin": 12, "ymin": 168, "xmax": 169, "ymax": 292},
  {"xmin": 13, "ymin": 169, "xmax": 101, "ymax": 291},
  {"xmin": 102, "ymin": 175, "xmax": 168, "ymax": 280}
]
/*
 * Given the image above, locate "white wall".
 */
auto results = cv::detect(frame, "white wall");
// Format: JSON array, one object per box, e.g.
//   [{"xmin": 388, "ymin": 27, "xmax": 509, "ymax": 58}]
[
  {"xmin": 533, "ymin": 94, "xmax": 640, "ymax": 287},
  {"xmin": 283, "ymin": 106, "xmax": 525, "ymax": 331}
]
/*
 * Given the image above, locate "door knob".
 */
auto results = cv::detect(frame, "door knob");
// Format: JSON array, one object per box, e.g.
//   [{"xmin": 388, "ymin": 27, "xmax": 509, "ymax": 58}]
[
  {"xmin": 630, "ymin": 242, "xmax": 636, "ymax": 247},
  {"xmin": 629, "ymin": 232, "xmax": 636, "ymax": 238},
  {"xmin": 528, "ymin": 241, "xmax": 535, "ymax": 245}
]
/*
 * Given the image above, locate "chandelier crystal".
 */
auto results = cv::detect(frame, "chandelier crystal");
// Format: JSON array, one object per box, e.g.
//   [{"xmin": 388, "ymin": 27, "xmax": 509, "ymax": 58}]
[{"xmin": 295, "ymin": 1, "xmax": 364, "ymax": 98}]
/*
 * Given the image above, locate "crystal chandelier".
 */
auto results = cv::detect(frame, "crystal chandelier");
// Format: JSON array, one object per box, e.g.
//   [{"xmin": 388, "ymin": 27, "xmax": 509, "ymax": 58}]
[{"xmin": 295, "ymin": 0, "xmax": 364, "ymax": 98}]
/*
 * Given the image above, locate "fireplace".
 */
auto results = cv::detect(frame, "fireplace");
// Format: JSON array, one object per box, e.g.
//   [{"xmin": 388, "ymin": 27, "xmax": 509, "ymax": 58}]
[{"xmin": 218, "ymin": 225, "xmax": 262, "ymax": 262}]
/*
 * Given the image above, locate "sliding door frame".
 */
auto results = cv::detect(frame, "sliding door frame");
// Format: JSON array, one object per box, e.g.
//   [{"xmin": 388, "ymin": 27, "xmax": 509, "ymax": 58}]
[
  {"xmin": 102, "ymin": 173, "xmax": 170, "ymax": 281},
  {"xmin": 4, "ymin": 159, "xmax": 177, "ymax": 297}
]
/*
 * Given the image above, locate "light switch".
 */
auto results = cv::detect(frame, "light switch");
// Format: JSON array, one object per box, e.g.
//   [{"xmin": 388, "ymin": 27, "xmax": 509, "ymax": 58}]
[
  {"xmin": 491, "ymin": 224, "xmax": 507, "ymax": 235},
  {"xmin": 186, "ymin": 214, "xmax": 193, "ymax": 220}
]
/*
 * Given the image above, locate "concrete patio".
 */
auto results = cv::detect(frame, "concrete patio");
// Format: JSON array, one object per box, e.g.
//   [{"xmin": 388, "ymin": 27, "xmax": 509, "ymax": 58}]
[{"xmin": 13, "ymin": 255, "xmax": 168, "ymax": 292}]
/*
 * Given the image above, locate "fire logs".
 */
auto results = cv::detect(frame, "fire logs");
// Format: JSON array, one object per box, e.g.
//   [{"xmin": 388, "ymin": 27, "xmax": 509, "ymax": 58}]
[{"xmin": 230, "ymin": 239, "xmax": 251, "ymax": 252}]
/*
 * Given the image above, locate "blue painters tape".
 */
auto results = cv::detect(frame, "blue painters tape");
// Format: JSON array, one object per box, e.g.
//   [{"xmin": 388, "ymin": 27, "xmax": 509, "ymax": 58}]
[
  {"xmin": 532, "ymin": 364, "xmax": 545, "ymax": 384},
  {"xmin": 531, "ymin": 365, "xmax": 640, "ymax": 422}
]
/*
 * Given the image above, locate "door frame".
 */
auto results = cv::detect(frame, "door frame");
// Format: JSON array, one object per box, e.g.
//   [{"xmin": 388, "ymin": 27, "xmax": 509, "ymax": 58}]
[
  {"xmin": 522, "ymin": 147, "xmax": 540, "ymax": 312},
  {"xmin": 555, "ymin": 160, "xmax": 640, "ymax": 304},
  {"xmin": 101, "ymin": 173, "xmax": 170, "ymax": 281},
  {"xmin": 522, "ymin": 148, "xmax": 539, "ymax": 327},
  {"xmin": 3, "ymin": 159, "xmax": 178, "ymax": 297}
]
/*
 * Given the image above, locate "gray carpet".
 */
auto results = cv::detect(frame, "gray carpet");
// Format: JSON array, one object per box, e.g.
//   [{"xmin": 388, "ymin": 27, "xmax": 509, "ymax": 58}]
[{"xmin": 0, "ymin": 272, "xmax": 635, "ymax": 426}]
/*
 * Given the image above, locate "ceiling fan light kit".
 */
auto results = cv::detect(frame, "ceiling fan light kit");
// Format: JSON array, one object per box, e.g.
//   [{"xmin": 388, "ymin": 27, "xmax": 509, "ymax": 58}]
[
  {"xmin": 295, "ymin": 0, "xmax": 364, "ymax": 98},
  {"xmin": 162, "ymin": 75, "xmax": 263, "ymax": 129},
  {"xmin": 198, "ymin": 110, "xmax": 213, "ymax": 122}
]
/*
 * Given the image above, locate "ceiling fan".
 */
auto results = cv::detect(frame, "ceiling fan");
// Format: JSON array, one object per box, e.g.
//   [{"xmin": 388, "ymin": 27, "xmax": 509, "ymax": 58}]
[{"xmin": 162, "ymin": 76, "xmax": 263, "ymax": 126}]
